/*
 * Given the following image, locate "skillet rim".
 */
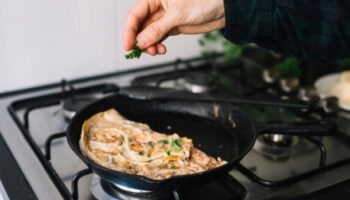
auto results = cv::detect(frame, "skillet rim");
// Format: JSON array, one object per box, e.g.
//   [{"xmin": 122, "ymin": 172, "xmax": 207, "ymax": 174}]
[{"xmin": 66, "ymin": 94, "xmax": 257, "ymax": 185}]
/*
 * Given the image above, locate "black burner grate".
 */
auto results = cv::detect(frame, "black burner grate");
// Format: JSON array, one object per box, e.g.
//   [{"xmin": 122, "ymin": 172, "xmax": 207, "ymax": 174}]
[
  {"xmin": 6, "ymin": 56, "xmax": 350, "ymax": 199},
  {"xmin": 8, "ymin": 82, "xmax": 118, "ymax": 199}
]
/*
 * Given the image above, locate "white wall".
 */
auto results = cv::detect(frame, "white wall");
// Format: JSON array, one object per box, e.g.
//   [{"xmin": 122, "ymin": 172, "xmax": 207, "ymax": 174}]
[{"xmin": 0, "ymin": 0, "xmax": 202, "ymax": 93}]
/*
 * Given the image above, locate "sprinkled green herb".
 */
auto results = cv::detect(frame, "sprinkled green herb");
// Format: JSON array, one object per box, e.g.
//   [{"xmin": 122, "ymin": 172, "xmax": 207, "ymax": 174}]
[
  {"xmin": 125, "ymin": 43, "xmax": 143, "ymax": 59},
  {"xmin": 171, "ymin": 139, "xmax": 181, "ymax": 150},
  {"xmin": 170, "ymin": 165, "xmax": 177, "ymax": 169},
  {"xmin": 158, "ymin": 140, "xmax": 169, "ymax": 144},
  {"xmin": 166, "ymin": 149, "xmax": 171, "ymax": 156},
  {"xmin": 146, "ymin": 141, "xmax": 153, "ymax": 147}
]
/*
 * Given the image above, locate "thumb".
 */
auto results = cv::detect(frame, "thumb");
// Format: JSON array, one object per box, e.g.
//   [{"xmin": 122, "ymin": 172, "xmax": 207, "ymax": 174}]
[{"xmin": 136, "ymin": 15, "xmax": 174, "ymax": 49}]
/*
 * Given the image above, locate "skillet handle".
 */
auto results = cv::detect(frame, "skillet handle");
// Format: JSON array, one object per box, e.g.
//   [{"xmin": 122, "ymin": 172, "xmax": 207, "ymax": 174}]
[
  {"xmin": 166, "ymin": 92, "xmax": 310, "ymax": 110},
  {"xmin": 259, "ymin": 120, "xmax": 337, "ymax": 136},
  {"xmin": 118, "ymin": 86, "xmax": 310, "ymax": 109}
]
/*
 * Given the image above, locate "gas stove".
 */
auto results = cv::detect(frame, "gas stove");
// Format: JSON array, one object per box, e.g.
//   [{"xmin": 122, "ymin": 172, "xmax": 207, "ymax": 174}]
[{"xmin": 1, "ymin": 55, "xmax": 350, "ymax": 200}]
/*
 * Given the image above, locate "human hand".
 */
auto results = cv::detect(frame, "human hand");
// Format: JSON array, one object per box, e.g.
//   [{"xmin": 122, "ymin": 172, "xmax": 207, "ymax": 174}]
[{"xmin": 124, "ymin": 0, "xmax": 225, "ymax": 56}]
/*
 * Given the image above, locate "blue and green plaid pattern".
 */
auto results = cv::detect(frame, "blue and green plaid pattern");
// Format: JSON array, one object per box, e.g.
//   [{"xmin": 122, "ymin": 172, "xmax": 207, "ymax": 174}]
[{"xmin": 222, "ymin": 0, "xmax": 350, "ymax": 62}]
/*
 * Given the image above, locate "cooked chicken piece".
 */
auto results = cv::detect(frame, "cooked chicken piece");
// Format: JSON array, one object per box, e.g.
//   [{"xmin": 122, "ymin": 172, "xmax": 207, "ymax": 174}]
[{"xmin": 80, "ymin": 109, "xmax": 226, "ymax": 180}]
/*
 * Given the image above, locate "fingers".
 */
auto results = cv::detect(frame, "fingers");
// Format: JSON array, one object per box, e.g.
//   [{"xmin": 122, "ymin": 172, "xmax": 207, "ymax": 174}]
[
  {"xmin": 123, "ymin": 0, "xmax": 173, "ymax": 54},
  {"xmin": 124, "ymin": 0, "xmax": 152, "ymax": 51},
  {"xmin": 145, "ymin": 45, "xmax": 157, "ymax": 56},
  {"xmin": 124, "ymin": 15, "xmax": 138, "ymax": 51},
  {"xmin": 157, "ymin": 43, "xmax": 167, "ymax": 54},
  {"xmin": 136, "ymin": 14, "xmax": 174, "ymax": 49},
  {"xmin": 141, "ymin": 17, "xmax": 223, "ymax": 57},
  {"xmin": 144, "ymin": 43, "xmax": 167, "ymax": 56},
  {"xmin": 140, "ymin": 10, "xmax": 165, "ymax": 31}
]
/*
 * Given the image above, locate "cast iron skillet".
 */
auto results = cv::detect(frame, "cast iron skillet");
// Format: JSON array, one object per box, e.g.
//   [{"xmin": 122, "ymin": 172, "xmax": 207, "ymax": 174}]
[{"xmin": 67, "ymin": 93, "xmax": 335, "ymax": 191}]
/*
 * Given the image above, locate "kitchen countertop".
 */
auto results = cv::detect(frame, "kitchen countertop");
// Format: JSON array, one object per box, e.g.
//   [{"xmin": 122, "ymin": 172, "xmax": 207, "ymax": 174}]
[
  {"xmin": 296, "ymin": 179, "xmax": 350, "ymax": 200},
  {"xmin": 0, "ymin": 132, "xmax": 36, "ymax": 200}
]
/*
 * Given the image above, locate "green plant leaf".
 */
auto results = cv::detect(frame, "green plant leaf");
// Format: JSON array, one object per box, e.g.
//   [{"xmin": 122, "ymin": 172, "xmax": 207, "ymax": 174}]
[
  {"xmin": 274, "ymin": 57, "xmax": 302, "ymax": 78},
  {"xmin": 199, "ymin": 30, "xmax": 245, "ymax": 63},
  {"xmin": 336, "ymin": 58, "xmax": 350, "ymax": 70},
  {"xmin": 125, "ymin": 43, "xmax": 143, "ymax": 59}
]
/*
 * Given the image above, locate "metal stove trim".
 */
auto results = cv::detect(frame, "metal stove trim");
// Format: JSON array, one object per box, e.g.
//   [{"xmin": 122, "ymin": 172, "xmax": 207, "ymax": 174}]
[{"xmin": 0, "ymin": 180, "xmax": 9, "ymax": 200}]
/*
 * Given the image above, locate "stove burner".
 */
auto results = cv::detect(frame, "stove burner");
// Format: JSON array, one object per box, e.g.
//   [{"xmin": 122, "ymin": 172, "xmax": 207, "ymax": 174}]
[
  {"xmin": 263, "ymin": 134, "xmax": 294, "ymax": 147},
  {"xmin": 113, "ymin": 183, "xmax": 154, "ymax": 194},
  {"xmin": 253, "ymin": 134, "xmax": 307, "ymax": 160},
  {"xmin": 90, "ymin": 174, "xmax": 174, "ymax": 200},
  {"xmin": 90, "ymin": 173, "xmax": 246, "ymax": 200},
  {"xmin": 62, "ymin": 95, "xmax": 97, "ymax": 120},
  {"xmin": 182, "ymin": 72, "xmax": 213, "ymax": 93}
]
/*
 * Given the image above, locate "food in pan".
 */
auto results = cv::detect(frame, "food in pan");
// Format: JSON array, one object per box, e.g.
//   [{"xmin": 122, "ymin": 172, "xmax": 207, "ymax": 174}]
[
  {"xmin": 331, "ymin": 70, "xmax": 350, "ymax": 109},
  {"xmin": 80, "ymin": 109, "xmax": 226, "ymax": 180}
]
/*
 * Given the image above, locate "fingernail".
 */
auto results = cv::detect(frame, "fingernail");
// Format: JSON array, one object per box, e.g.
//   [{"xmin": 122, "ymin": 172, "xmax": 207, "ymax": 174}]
[
  {"xmin": 137, "ymin": 36, "xmax": 148, "ymax": 48},
  {"xmin": 158, "ymin": 47, "xmax": 165, "ymax": 55}
]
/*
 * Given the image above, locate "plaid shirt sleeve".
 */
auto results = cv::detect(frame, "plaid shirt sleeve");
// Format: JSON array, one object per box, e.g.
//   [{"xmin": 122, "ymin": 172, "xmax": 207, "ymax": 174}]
[{"xmin": 221, "ymin": 0, "xmax": 350, "ymax": 63}]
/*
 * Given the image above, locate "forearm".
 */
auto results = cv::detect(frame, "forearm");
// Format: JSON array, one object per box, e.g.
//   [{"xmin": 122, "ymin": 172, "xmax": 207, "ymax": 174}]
[{"xmin": 222, "ymin": 0, "xmax": 350, "ymax": 62}]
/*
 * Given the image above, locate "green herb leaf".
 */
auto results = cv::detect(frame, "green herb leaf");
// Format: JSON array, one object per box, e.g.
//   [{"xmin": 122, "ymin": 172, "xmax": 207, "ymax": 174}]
[
  {"xmin": 125, "ymin": 43, "xmax": 143, "ymax": 59},
  {"xmin": 171, "ymin": 139, "xmax": 181, "ymax": 150},
  {"xmin": 336, "ymin": 58, "xmax": 350, "ymax": 70},
  {"xmin": 157, "ymin": 140, "xmax": 169, "ymax": 144},
  {"xmin": 166, "ymin": 149, "xmax": 171, "ymax": 156},
  {"xmin": 223, "ymin": 40, "xmax": 243, "ymax": 61},
  {"xmin": 274, "ymin": 57, "xmax": 302, "ymax": 78},
  {"xmin": 146, "ymin": 141, "xmax": 153, "ymax": 147},
  {"xmin": 203, "ymin": 31, "xmax": 221, "ymax": 41},
  {"xmin": 170, "ymin": 165, "xmax": 177, "ymax": 169}
]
